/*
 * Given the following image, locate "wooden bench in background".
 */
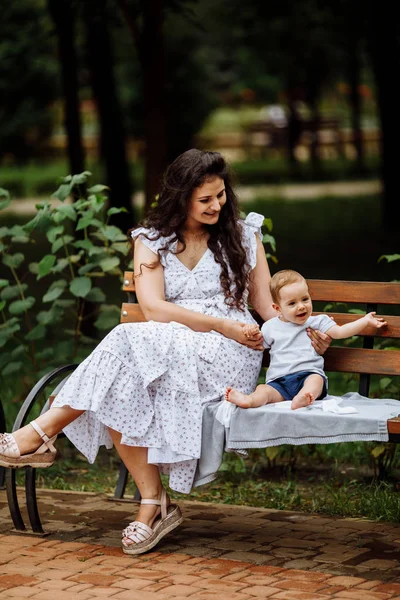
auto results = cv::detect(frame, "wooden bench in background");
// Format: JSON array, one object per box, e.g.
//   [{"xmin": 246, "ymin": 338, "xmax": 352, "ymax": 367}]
[{"xmin": 4, "ymin": 274, "xmax": 400, "ymax": 534}]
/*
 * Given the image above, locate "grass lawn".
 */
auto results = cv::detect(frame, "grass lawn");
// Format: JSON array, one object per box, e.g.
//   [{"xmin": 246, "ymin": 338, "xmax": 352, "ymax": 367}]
[{"xmin": 18, "ymin": 440, "xmax": 400, "ymax": 523}]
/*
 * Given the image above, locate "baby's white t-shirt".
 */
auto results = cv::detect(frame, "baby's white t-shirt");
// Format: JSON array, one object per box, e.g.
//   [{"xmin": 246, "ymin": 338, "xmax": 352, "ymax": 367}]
[{"xmin": 261, "ymin": 314, "xmax": 336, "ymax": 383}]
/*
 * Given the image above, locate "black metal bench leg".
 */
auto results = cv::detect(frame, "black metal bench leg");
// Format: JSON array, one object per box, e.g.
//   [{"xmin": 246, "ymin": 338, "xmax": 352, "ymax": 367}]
[
  {"xmin": 4, "ymin": 364, "xmax": 77, "ymax": 533},
  {"xmin": 25, "ymin": 467, "xmax": 44, "ymax": 534},
  {"xmin": 114, "ymin": 462, "xmax": 129, "ymax": 499},
  {"xmin": 0, "ymin": 399, "xmax": 6, "ymax": 489},
  {"xmin": 5, "ymin": 469, "xmax": 26, "ymax": 531}
]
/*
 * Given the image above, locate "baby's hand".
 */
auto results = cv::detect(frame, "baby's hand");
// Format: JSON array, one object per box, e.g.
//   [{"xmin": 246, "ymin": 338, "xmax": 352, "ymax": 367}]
[
  {"xmin": 365, "ymin": 311, "xmax": 387, "ymax": 329},
  {"xmin": 242, "ymin": 323, "xmax": 261, "ymax": 339}
]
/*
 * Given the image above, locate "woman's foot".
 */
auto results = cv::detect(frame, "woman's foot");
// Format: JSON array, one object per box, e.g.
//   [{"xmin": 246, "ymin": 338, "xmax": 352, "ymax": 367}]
[
  {"xmin": 122, "ymin": 489, "xmax": 183, "ymax": 555},
  {"xmin": 291, "ymin": 392, "xmax": 314, "ymax": 410},
  {"xmin": 0, "ymin": 421, "xmax": 57, "ymax": 468}
]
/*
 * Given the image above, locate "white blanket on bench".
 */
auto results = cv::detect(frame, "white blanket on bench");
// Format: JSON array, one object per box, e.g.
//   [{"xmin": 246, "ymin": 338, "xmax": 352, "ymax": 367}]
[{"xmin": 194, "ymin": 393, "xmax": 400, "ymax": 487}]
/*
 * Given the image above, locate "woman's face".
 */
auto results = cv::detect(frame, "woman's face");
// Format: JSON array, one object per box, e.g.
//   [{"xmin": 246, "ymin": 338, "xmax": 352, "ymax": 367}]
[{"xmin": 185, "ymin": 176, "xmax": 227, "ymax": 230}]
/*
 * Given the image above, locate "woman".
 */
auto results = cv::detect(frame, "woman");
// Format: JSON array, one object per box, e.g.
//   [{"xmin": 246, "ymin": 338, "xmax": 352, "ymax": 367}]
[{"xmin": 0, "ymin": 149, "xmax": 329, "ymax": 555}]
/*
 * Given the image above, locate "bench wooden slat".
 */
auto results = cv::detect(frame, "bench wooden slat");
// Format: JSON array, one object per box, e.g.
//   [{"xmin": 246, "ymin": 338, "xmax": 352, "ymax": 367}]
[
  {"xmin": 388, "ymin": 417, "xmax": 400, "ymax": 434},
  {"xmin": 262, "ymin": 347, "xmax": 400, "ymax": 376},
  {"xmin": 313, "ymin": 312, "xmax": 400, "ymax": 338},
  {"xmin": 120, "ymin": 303, "xmax": 146, "ymax": 323},
  {"xmin": 123, "ymin": 271, "xmax": 136, "ymax": 292},
  {"xmin": 124, "ymin": 273, "xmax": 400, "ymax": 305},
  {"xmin": 308, "ymin": 280, "xmax": 400, "ymax": 305}
]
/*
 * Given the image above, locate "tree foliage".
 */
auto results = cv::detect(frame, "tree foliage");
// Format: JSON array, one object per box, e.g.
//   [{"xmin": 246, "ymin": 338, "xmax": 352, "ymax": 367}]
[{"xmin": 0, "ymin": 1, "xmax": 58, "ymax": 161}]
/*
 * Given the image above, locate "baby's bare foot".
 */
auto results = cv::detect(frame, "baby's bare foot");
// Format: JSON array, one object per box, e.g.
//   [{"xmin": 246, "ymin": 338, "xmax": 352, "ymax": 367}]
[
  {"xmin": 291, "ymin": 392, "xmax": 314, "ymax": 410},
  {"xmin": 225, "ymin": 387, "xmax": 251, "ymax": 408}
]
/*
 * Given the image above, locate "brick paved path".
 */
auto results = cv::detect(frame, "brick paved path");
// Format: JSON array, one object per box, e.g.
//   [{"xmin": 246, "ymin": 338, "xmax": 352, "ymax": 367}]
[{"xmin": 1, "ymin": 488, "xmax": 400, "ymax": 599}]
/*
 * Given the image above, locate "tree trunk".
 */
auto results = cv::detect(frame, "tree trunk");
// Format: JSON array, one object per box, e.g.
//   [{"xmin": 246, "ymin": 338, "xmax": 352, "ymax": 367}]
[
  {"xmin": 84, "ymin": 0, "xmax": 134, "ymax": 232},
  {"xmin": 142, "ymin": 0, "xmax": 167, "ymax": 210},
  {"xmin": 348, "ymin": 42, "xmax": 365, "ymax": 172},
  {"xmin": 368, "ymin": 3, "xmax": 400, "ymax": 234},
  {"xmin": 48, "ymin": 0, "xmax": 85, "ymax": 176}
]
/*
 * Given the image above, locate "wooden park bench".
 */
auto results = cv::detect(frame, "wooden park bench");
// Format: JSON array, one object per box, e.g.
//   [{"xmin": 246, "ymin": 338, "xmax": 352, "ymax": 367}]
[{"xmin": 4, "ymin": 274, "xmax": 400, "ymax": 534}]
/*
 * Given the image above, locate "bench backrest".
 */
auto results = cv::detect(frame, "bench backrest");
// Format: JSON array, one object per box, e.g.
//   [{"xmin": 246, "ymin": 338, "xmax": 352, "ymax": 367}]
[{"xmin": 121, "ymin": 273, "xmax": 400, "ymax": 396}]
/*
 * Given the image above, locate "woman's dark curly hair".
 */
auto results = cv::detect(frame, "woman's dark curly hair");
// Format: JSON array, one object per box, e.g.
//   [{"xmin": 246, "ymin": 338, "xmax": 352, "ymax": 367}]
[{"xmin": 133, "ymin": 149, "xmax": 252, "ymax": 311}]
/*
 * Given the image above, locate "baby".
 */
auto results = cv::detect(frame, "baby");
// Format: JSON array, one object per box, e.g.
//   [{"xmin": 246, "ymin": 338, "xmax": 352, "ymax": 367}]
[{"xmin": 226, "ymin": 269, "xmax": 386, "ymax": 410}]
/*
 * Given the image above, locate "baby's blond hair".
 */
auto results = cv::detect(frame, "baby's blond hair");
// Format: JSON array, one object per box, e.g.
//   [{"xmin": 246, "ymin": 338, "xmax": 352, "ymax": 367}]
[{"xmin": 270, "ymin": 269, "xmax": 307, "ymax": 304}]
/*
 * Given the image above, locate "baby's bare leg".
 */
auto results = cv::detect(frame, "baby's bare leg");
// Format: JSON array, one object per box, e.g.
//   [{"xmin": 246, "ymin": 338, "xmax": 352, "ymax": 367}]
[
  {"xmin": 225, "ymin": 384, "xmax": 284, "ymax": 408},
  {"xmin": 291, "ymin": 374, "xmax": 324, "ymax": 410}
]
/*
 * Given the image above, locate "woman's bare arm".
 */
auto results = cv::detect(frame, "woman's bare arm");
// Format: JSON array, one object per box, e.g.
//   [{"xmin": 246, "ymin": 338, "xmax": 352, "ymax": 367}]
[
  {"xmin": 247, "ymin": 236, "xmax": 277, "ymax": 322},
  {"xmin": 133, "ymin": 239, "xmax": 263, "ymax": 349}
]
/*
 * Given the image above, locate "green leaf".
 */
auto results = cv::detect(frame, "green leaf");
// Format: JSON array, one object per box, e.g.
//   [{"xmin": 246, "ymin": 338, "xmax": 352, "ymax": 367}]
[
  {"xmin": 102, "ymin": 225, "xmax": 127, "ymax": 242},
  {"xmin": 29, "ymin": 262, "xmax": 39, "ymax": 275},
  {"xmin": 2, "ymin": 361, "xmax": 23, "ymax": 376},
  {"xmin": 88, "ymin": 184, "xmax": 110, "ymax": 194},
  {"xmin": 9, "ymin": 297, "xmax": 35, "ymax": 315},
  {"xmin": 262, "ymin": 234, "xmax": 276, "ymax": 252},
  {"xmin": 88, "ymin": 246, "xmax": 107, "ymax": 257},
  {"xmin": 76, "ymin": 210, "xmax": 95, "ymax": 231},
  {"xmin": 378, "ymin": 254, "xmax": 400, "ymax": 263},
  {"xmin": 70, "ymin": 277, "xmax": 92, "ymax": 298},
  {"xmin": 0, "ymin": 279, "xmax": 9, "ymax": 289},
  {"xmin": 26, "ymin": 324, "xmax": 47, "ymax": 341},
  {"xmin": 2, "ymin": 253, "xmax": 24, "ymax": 269},
  {"xmin": 37, "ymin": 254, "xmax": 57, "ymax": 279},
  {"xmin": 86, "ymin": 287, "xmax": 106, "ymax": 303},
  {"xmin": 0, "ymin": 226, "xmax": 12, "ymax": 238},
  {"xmin": 94, "ymin": 305, "xmax": 121, "ymax": 330},
  {"xmin": 54, "ymin": 299, "xmax": 75, "ymax": 308},
  {"xmin": 107, "ymin": 206, "xmax": 128, "ymax": 216},
  {"xmin": 46, "ymin": 225, "xmax": 64, "ymax": 243},
  {"xmin": 73, "ymin": 239, "xmax": 95, "ymax": 251},
  {"xmin": 380, "ymin": 377, "xmax": 392, "ymax": 390},
  {"xmin": 1, "ymin": 283, "xmax": 28, "ymax": 300},
  {"xmin": 37, "ymin": 306, "xmax": 65, "ymax": 325},
  {"xmin": 49, "ymin": 279, "xmax": 68, "ymax": 291},
  {"xmin": 0, "ymin": 300, "xmax": 5, "ymax": 312},
  {"xmin": 72, "ymin": 171, "xmax": 92, "ymax": 185},
  {"xmin": 263, "ymin": 217, "xmax": 273, "ymax": 232},
  {"xmin": 52, "ymin": 180, "xmax": 74, "ymax": 201},
  {"xmin": 265, "ymin": 447, "xmax": 280, "ymax": 461},
  {"xmin": 23, "ymin": 209, "xmax": 52, "ymax": 233},
  {"xmin": 52, "ymin": 258, "xmax": 70, "ymax": 273},
  {"xmin": 371, "ymin": 445, "xmax": 386, "ymax": 458},
  {"xmin": 55, "ymin": 204, "xmax": 77, "ymax": 221},
  {"xmin": 111, "ymin": 242, "xmax": 130, "ymax": 256},
  {"xmin": 11, "ymin": 235, "xmax": 30, "ymax": 244},
  {"xmin": 0, "ymin": 188, "xmax": 11, "ymax": 211},
  {"xmin": 78, "ymin": 263, "xmax": 97, "ymax": 275},
  {"xmin": 51, "ymin": 238, "xmax": 64, "ymax": 253},
  {"xmin": 99, "ymin": 256, "xmax": 120, "ymax": 272},
  {"xmin": 11, "ymin": 345, "xmax": 26, "ymax": 359},
  {"xmin": 35, "ymin": 348, "xmax": 55, "ymax": 361},
  {"xmin": 42, "ymin": 286, "xmax": 65, "ymax": 303}
]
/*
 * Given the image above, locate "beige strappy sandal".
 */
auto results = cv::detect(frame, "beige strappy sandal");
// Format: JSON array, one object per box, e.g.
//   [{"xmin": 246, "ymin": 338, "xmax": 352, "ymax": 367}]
[
  {"xmin": 122, "ymin": 488, "xmax": 183, "ymax": 555},
  {"xmin": 0, "ymin": 420, "xmax": 57, "ymax": 468}
]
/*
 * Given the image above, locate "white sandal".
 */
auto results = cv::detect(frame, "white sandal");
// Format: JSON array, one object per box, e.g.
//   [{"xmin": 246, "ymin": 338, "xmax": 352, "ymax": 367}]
[
  {"xmin": 122, "ymin": 489, "xmax": 183, "ymax": 555},
  {"xmin": 0, "ymin": 420, "xmax": 57, "ymax": 468}
]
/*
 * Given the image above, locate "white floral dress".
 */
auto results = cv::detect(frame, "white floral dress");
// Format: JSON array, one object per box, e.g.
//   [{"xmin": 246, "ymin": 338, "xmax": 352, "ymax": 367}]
[{"xmin": 52, "ymin": 212, "xmax": 265, "ymax": 493}]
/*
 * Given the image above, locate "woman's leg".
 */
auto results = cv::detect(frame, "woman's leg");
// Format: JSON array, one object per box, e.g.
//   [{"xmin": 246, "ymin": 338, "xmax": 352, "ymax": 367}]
[
  {"xmin": 9, "ymin": 406, "xmax": 85, "ymax": 455},
  {"xmin": 108, "ymin": 428, "xmax": 165, "ymax": 530}
]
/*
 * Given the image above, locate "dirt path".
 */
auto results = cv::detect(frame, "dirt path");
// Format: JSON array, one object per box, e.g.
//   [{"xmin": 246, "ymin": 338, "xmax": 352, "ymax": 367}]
[{"xmin": 1, "ymin": 180, "xmax": 381, "ymax": 217}]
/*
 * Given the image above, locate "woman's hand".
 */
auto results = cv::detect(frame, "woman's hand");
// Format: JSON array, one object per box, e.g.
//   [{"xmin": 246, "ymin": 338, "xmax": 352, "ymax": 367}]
[
  {"xmin": 221, "ymin": 320, "xmax": 264, "ymax": 350},
  {"xmin": 307, "ymin": 328, "xmax": 332, "ymax": 355}
]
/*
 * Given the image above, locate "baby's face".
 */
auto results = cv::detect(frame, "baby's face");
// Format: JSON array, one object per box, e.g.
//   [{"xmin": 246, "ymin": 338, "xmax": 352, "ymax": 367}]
[{"xmin": 276, "ymin": 280, "xmax": 313, "ymax": 325}]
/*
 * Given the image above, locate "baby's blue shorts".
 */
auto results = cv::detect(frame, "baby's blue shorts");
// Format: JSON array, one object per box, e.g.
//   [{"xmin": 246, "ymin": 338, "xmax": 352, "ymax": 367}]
[{"xmin": 267, "ymin": 370, "xmax": 327, "ymax": 401}]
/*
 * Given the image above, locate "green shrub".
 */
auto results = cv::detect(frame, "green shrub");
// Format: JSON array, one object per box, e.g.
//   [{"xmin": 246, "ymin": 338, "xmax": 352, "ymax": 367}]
[{"xmin": 0, "ymin": 173, "xmax": 131, "ymax": 387}]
